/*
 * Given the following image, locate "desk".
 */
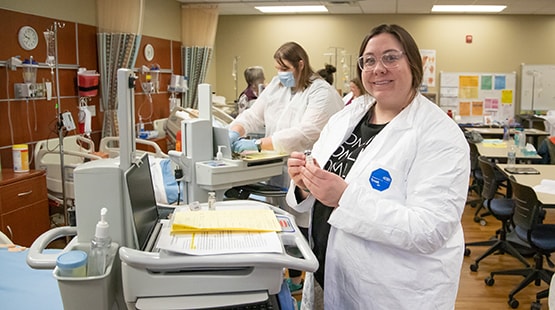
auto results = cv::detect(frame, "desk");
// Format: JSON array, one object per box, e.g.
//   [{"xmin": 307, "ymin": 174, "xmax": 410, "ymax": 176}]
[
  {"xmin": 475, "ymin": 140, "xmax": 542, "ymax": 161},
  {"xmin": 466, "ymin": 128, "xmax": 549, "ymax": 147},
  {"xmin": 496, "ymin": 163, "xmax": 555, "ymax": 205}
]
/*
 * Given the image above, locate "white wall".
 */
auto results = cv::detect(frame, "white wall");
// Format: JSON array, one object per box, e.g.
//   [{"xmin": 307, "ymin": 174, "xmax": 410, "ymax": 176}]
[{"xmin": 213, "ymin": 14, "xmax": 555, "ymax": 104}]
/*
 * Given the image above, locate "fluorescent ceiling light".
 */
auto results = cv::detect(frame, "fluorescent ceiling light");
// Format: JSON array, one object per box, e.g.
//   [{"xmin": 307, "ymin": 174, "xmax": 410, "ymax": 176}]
[
  {"xmin": 255, "ymin": 5, "xmax": 328, "ymax": 13},
  {"xmin": 431, "ymin": 5, "xmax": 507, "ymax": 13}
]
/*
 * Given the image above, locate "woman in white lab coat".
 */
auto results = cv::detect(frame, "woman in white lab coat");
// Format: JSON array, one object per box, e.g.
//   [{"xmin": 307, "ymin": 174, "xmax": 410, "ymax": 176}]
[
  {"xmin": 228, "ymin": 41, "xmax": 344, "ymax": 291},
  {"xmin": 286, "ymin": 24, "xmax": 470, "ymax": 309},
  {"xmin": 228, "ymin": 42, "xmax": 344, "ymax": 226}
]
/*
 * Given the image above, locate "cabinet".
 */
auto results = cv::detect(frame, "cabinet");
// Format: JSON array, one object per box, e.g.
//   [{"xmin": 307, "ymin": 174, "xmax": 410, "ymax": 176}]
[{"xmin": 0, "ymin": 170, "xmax": 49, "ymax": 246}]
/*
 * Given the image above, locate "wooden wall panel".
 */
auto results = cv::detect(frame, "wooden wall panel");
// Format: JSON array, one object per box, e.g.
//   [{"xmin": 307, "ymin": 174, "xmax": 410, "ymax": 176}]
[
  {"xmin": 172, "ymin": 41, "xmax": 182, "ymax": 74},
  {"xmin": 0, "ymin": 8, "xmax": 182, "ymax": 172},
  {"xmin": 77, "ymin": 24, "xmax": 99, "ymax": 71}
]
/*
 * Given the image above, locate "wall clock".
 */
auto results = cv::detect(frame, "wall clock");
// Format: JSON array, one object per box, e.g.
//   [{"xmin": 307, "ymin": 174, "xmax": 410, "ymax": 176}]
[
  {"xmin": 144, "ymin": 44, "xmax": 154, "ymax": 61},
  {"xmin": 18, "ymin": 26, "xmax": 39, "ymax": 51}
]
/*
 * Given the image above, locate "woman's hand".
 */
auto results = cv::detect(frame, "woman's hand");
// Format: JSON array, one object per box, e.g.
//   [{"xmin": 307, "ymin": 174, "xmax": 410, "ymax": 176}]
[
  {"xmin": 287, "ymin": 151, "xmax": 309, "ymax": 191},
  {"xmin": 301, "ymin": 160, "xmax": 348, "ymax": 207}
]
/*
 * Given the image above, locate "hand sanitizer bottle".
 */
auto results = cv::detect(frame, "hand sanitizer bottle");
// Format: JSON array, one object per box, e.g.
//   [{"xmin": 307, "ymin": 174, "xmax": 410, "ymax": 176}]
[
  {"xmin": 507, "ymin": 143, "xmax": 517, "ymax": 168},
  {"xmin": 88, "ymin": 208, "xmax": 112, "ymax": 276}
]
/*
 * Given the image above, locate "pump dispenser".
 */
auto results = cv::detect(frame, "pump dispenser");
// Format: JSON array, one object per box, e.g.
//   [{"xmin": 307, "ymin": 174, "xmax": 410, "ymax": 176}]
[
  {"xmin": 88, "ymin": 207, "xmax": 112, "ymax": 276},
  {"xmin": 216, "ymin": 145, "xmax": 225, "ymax": 161}
]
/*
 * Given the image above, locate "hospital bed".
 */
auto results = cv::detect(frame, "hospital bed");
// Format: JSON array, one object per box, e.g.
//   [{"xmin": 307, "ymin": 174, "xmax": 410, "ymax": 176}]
[
  {"xmin": 37, "ymin": 134, "xmax": 180, "ymax": 210},
  {"xmin": 99, "ymin": 136, "xmax": 185, "ymax": 205},
  {"xmin": 1, "ymin": 230, "xmax": 64, "ymax": 309},
  {"xmin": 165, "ymin": 105, "xmax": 234, "ymax": 150},
  {"xmin": 99, "ymin": 136, "xmax": 168, "ymax": 159},
  {"xmin": 34, "ymin": 135, "xmax": 102, "ymax": 203}
]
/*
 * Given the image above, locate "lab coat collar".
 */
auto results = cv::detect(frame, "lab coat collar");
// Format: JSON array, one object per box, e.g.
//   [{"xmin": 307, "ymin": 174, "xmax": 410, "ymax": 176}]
[
  {"xmin": 358, "ymin": 92, "xmax": 424, "ymax": 132},
  {"xmin": 341, "ymin": 92, "xmax": 424, "ymax": 182},
  {"xmin": 382, "ymin": 93, "xmax": 424, "ymax": 131}
]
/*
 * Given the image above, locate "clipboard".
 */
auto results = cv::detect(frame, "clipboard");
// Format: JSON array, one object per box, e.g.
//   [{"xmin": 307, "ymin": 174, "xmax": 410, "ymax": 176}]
[
  {"xmin": 241, "ymin": 151, "xmax": 289, "ymax": 164},
  {"xmin": 503, "ymin": 167, "xmax": 541, "ymax": 175}
]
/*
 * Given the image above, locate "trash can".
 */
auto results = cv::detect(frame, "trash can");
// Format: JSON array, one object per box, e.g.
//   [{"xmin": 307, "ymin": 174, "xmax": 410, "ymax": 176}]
[{"xmin": 54, "ymin": 242, "xmax": 119, "ymax": 310}]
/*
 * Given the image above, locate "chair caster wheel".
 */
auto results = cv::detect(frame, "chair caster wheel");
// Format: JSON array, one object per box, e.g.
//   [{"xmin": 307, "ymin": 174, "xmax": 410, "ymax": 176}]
[
  {"xmin": 485, "ymin": 276, "xmax": 494, "ymax": 286},
  {"xmin": 474, "ymin": 216, "xmax": 481, "ymax": 223},
  {"xmin": 508, "ymin": 298, "xmax": 519, "ymax": 309},
  {"xmin": 470, "ymin": 263, "xmax": 478, "ymax": 272},
  {"xmin": 464, "ymin": 248, "xmax": 471, "ymax": 256},
  {"xmin": 531, "ymin": 301, "xmax": 542, "ymax": 310}
]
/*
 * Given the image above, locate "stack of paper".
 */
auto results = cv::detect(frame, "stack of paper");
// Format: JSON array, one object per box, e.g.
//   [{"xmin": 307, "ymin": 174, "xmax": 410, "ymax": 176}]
[
  {"xmin": 481, "ymin": 139, "xmax": 506, "ymax": 148},
  {"xmin": 171, "ymin": 209, "xmax": 282, "ymax": 234},
  {"xmin": 534, "ymin": 179, "xmax": 555, "ymax": 195}
]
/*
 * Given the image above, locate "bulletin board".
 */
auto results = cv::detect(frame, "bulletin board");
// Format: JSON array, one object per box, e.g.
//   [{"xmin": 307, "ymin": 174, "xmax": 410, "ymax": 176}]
[
  {"xmin": 439, "ymin": 72, "xmax": 516, "ymax": 124},
  {"xmin": 520, "ymin": 64, "xmax": 555, "ymax": 112}
]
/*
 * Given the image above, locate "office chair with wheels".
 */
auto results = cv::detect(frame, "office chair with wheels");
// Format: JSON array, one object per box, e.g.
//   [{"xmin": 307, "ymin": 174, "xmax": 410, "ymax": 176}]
[
  {"xmin": 467, "ymin": 142, "xmax": 510, "ymax": 225},
  {"xmin": 467, "ymin": 141, "xmax": 484, "ymax": 209},
  {"xmin": 485, "ymin": 178, "xmax": 555, "ymax": 309},
  {"xmin": 465, "ymin": 156, "xmax": 530, "ymax": 271}
]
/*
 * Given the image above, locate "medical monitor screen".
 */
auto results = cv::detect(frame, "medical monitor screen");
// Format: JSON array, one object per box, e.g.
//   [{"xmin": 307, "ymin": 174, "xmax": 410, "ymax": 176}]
[{"xmin": 124, "ymin": 153, "xmax": 159, "ymax": 251}]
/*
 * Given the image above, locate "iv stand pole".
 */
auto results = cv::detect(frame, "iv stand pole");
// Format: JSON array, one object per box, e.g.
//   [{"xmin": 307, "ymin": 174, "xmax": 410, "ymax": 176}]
[
  {"xmin": 531, "ymin": 71, "xmax": 536, "ymax": 114},
  {"xmin": 52, "ymin": 21, "xmax": 69, "ymax": 225}
]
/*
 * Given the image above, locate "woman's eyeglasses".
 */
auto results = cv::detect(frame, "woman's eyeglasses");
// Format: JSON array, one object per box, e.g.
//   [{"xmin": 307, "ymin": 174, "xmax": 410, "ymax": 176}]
[{"xmin": 357, "ymin": 51, "xmax": 404, "ymax": 72}]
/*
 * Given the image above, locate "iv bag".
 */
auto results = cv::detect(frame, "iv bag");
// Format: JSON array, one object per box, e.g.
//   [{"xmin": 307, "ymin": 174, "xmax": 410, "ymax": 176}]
[{"xmin": 44, "ymin": 30, "xmax": 55, "ymax": 67}]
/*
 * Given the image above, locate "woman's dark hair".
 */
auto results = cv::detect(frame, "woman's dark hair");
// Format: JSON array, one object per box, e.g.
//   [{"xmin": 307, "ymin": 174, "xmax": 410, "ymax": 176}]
[
  {"xmin": 274, "ymin": 42, "xmax": 315, "ymax": 91},
  {"xmin": 317, "ymin": 64, "xmax": 336, "ymax": 85},
  {"xmin": 357, "ymin": 24, "xmax": 423, "ymax": 91}
]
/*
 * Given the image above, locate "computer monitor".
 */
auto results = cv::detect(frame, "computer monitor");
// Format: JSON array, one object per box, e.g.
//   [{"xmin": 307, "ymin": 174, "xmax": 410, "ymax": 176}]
[{"xmin": 124, "ymin": 153, "xmax": 160, "ymax": 251}]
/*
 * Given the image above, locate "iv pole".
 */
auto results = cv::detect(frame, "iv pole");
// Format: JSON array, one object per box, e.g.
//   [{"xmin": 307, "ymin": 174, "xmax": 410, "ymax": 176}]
[
  {"xmin": 530, "ymin": 70, "xmax": 537, "ymax": 114},
  {"xmin": 50, "ymin": 21, "xmax": 69, "ymax": 225}
]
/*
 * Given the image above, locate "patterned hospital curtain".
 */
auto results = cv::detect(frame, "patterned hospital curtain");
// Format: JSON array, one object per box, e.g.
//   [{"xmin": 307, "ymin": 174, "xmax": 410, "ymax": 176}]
[
  {"xmin": 96, "ymin": 0, "xmax": 144, "ymax": 137},
  {"xmin": 181, "ymin": 5, "xmax": 219, "ymax": 109},
  {"xmin": 97, "ymin": 34, "xmax": 141, "ymax": 137}
]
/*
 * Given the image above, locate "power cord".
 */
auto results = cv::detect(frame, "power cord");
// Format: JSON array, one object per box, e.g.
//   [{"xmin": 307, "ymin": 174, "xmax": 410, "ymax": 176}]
[{"xmin": 174, "ymin": 168, "xmax": 184, "ymax": 205}]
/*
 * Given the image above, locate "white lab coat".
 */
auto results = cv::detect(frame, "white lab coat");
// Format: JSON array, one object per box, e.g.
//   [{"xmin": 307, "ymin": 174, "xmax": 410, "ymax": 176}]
[
  {"xmin": 230, "ymin": 76, "xmax": 344, "ymax": 154},
  {"xmin": 287, "ymin": 94, "xmax": 470, "ymax": 309},
  {"xmin": 231, "ymin": 75, "xmax": 344, "ymax": 227}
]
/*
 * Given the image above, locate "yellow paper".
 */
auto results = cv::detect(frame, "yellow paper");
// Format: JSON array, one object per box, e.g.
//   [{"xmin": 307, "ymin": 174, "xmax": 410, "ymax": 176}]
[{"xmin": 171, "ymin": 209, "xmax": 281, "ymax": 233}]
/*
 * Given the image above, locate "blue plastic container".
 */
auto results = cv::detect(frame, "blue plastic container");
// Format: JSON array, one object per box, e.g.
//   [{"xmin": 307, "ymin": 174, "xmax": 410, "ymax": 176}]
[{"xmin": 56, "ymin": 250, "xmax": 87, "ymax": 277}]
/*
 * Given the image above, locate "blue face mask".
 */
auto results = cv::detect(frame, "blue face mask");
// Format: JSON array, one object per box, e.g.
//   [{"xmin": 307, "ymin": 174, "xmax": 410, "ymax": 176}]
[{"xmin": 278, "ymin": 71, "xmax": 295, "ymax": 88}]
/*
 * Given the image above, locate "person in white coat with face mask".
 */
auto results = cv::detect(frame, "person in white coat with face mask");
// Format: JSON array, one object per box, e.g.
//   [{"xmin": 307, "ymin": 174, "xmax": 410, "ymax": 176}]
[
  {"xmin": 286, "ymin": 24, "xmax": 470, "ymax": 309},
  {"xmin": 228, "ymin": 41, "xmax": 344, "ymax": 291}
]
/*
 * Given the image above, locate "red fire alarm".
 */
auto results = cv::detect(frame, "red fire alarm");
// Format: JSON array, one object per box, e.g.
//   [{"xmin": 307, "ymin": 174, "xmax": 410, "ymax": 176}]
[{"xmin": 466, "ymin": 35, "xmax": 473, "ymax": 44}]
